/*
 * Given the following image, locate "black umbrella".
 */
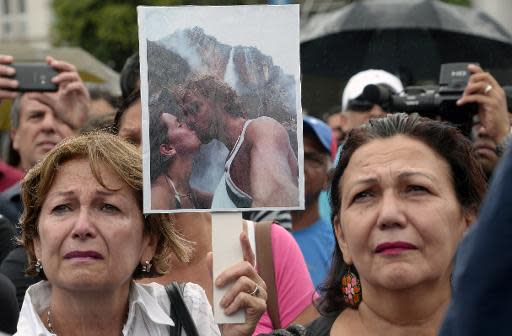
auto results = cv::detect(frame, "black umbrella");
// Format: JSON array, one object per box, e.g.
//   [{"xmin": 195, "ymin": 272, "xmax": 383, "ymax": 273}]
[{"xmin": 300, "ymin": 0, "xmax": 512, "ymax": 115}]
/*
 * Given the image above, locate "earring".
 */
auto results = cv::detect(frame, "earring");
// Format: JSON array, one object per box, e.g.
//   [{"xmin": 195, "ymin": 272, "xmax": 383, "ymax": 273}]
[
  {"xmin": 141, "ymin": 260, "xmax": 152, "ymax": 273},
  {"xmin": 341, "ymin": 264, "xmax": 362, "ymax": 307},
  {"xmin": 35, "ymin": 259, "xmax": 43, "ymax": 273}
]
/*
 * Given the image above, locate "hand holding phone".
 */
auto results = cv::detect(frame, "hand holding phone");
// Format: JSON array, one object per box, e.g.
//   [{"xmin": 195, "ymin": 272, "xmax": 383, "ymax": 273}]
[
  {"xmin": 0, "ymin": 55, "xmax": 91, "ymax": 129},
  {"xmin": 0, "ymin": 54, "xmax": 18, "ymax": 101},
  {"xmin": 46, "ymin": 56, "xmax": 91, "ymax": 130},
  {"xmin": 7, "ymin": 63, "xmax": 58, "ymax": 92}
]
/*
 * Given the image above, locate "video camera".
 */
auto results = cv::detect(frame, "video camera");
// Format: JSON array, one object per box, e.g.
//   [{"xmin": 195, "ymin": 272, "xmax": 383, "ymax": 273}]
[{"xmin": 350, "ymin": 63, "xmax": 478, "ymax": 136}]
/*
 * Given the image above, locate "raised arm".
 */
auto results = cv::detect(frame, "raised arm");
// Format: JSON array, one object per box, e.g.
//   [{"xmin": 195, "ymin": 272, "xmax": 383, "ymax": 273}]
[
  {"xmin": 457, "ymin": 64, "xmax": 510, "ymax": 146},
  {"xmin": 46, "ymin": 56, "xmax": 90, "ymax": 130}
]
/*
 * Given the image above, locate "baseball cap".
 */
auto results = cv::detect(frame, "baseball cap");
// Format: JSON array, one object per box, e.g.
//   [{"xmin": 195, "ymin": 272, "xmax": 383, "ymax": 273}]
[
  {"xmin": 303, "ymin": 116, "xmax": 337, "ymax": 160},
  {"xmin": 342, "ymin": 69, "xmax": 404, "ymax": 112}
]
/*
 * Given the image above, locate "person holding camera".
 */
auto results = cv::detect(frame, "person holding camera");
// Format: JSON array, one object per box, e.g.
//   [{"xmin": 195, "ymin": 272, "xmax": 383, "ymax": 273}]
[
  {"xmin": 458, "ymin": 64, "xmax": 511, "ymax": 178},
  {"xmin": 0, "ymin": 54, "xmax": 90, "ymax": 172},
  {"xmin": 340, "ymin": 65, "xmax": 511, "ymax": 179},
  {"xmin": 340, "ymin": 69, "xmax": 404, "ymax": 131}
]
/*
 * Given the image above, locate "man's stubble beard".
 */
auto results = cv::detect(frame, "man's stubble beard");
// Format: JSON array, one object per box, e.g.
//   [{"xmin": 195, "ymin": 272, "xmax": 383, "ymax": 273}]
[{"xmin": 198, "ymin": 120, "xmax": 220, "ymax": 144}]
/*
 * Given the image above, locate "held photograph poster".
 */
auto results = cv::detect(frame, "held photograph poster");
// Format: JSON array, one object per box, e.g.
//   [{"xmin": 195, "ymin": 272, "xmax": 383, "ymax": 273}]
[{"xmin": 138, "ymin": 5, "xmax": 304, "ymax": 213}]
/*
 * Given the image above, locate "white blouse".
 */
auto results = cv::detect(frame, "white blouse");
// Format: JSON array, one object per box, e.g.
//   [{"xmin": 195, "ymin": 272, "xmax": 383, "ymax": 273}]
[{"xmin": 15, "ymin": 280, "xmax": 220, "ymax": 336}]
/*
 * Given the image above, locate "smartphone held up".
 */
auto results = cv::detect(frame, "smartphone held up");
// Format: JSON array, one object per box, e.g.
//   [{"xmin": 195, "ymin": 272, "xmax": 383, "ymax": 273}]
[{"xmin": 7, "ymin": 63, "xmax": 58, "ymax": 92}]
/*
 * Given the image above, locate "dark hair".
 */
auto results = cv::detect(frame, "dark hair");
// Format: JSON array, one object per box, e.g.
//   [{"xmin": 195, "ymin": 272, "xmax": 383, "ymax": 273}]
[
  {"xmin": 120, "ymin": 52, "xmax": 140, "ymax": 100},
  {"xmin": 89, "ymin": 87, "xmax": 120, "ymax": 108},
  {"xmin": 317, "ymin": 113, "xmax": 487, "ymax": 315},
  {"xmin": 148, "ymin": 89, "xmax": 181, "ymax": 183},
  {"xmin": 112, "ymin": 89, "xmax": 141, "ymax": 135}
]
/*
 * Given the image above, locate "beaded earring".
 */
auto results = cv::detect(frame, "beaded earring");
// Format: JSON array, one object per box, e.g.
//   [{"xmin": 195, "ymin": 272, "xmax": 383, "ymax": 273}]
[{"xmin": 341, "ymin": 265, "xmax": 362, "ymax": 307}]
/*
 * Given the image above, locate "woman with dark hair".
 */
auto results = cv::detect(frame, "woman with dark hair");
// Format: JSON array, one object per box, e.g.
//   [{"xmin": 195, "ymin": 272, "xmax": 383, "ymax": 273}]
[
  {"xmin": 148, "ymin": 90, "xmax": 212, "ymax": 209},
  {"xmin": 261, "ymin": 113, "xmax": 487, "ymax": 336}
]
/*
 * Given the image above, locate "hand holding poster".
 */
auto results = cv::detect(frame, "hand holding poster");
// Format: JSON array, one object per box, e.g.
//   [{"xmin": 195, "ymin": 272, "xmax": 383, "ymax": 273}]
[
  {"xmin": 138, "ymin": 5, "xmax": 303, "ymax": 214},
  {"xmin": 138, "ymin": 4, "xmax": 301, "ymax": 325}
]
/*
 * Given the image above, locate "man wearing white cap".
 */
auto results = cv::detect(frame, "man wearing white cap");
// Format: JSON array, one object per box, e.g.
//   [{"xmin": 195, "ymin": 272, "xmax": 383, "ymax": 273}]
[
  {"xmin": 341, "ymin": 69, "xmax": 403, "ymax": 130},
  {"xmin": 318, "ymin": 69, "xmax": 404, "ymax": 226}
]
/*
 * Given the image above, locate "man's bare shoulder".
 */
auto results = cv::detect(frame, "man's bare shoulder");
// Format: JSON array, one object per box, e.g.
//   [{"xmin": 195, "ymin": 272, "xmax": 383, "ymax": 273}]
[
  {"xmin": 250, "ymin": 116, "xmax": 283, "ymax": 128},
  {"xmin": 247, "ymin": 116, "xmax": 288, "ymax": 142}
]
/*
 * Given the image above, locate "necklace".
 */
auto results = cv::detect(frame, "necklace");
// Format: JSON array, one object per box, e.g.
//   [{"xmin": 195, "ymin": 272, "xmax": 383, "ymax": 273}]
[
  {"xmin": 165, "ymin": 174, "xmax": 193, "ymax": 200},
  {"xmin": 46, "ymin": 308, "xmax": 55, "ymax": 334}
]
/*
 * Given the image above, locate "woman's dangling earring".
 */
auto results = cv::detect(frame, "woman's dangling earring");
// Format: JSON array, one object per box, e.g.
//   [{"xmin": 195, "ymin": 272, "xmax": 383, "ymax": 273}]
[
  {"xmin": 141, "ymin": 260, "xmax": 152, "ymax": 273},
  {"xmin": 341, "ymin": 264, "xmax": 362, "ymax": 308},
  {"xmin": 35, "ymin": 259, "xmax": 43, "ymax": 273}
]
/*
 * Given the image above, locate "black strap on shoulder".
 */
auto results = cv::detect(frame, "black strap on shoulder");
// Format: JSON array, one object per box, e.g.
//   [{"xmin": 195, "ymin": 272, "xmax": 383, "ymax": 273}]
[
  {"xmin": 165, "ymin": 282, "xmax": 199, "ymax": 336},
  {"xmin": 305, "ymin": 315, "xmax": 337, "ymax": 336}
]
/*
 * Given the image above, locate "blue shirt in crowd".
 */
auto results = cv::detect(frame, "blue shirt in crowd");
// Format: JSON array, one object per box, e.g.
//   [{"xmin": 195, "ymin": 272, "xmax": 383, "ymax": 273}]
[{"xmin": 292, "ymin": 217, "xmax": 335, "ymax": 289}]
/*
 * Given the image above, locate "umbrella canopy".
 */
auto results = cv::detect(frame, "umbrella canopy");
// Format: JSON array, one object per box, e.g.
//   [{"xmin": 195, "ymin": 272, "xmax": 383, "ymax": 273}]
[{"xmin": 301, "ymin": 0, "xmax": 512, "ymax": 116}]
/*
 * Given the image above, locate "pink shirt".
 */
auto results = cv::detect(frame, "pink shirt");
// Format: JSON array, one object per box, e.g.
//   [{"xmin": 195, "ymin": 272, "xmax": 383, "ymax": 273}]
[{"xmin": 253, "ymin": 224, "xmax": 316, "ymax": 335}]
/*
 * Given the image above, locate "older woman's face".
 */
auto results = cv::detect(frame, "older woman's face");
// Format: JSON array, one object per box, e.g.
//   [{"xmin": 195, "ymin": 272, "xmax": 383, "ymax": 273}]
[
  {"xmin": 335, "ymin": 135, "xmax": 471, "ymax": 291},
  {"xmin": 160, "ymin": 113, "xmax": 201, "ymax": 152},
  {"xmin": 33, "ymin": 158, "xmax": 154, "ymax": 291}
]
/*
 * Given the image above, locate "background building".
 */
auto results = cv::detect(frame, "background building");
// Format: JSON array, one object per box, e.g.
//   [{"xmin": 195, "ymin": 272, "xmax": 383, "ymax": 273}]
[{"xmin": 0, "ymin": 0, "xmax": 52, "ymax": 47}]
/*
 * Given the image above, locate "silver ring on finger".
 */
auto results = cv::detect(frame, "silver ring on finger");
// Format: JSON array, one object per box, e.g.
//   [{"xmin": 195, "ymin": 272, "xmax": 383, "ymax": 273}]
[
  {"xmin": 484, "ymin": 84, "xmax": 493, "ymax": 95},
  {"xmin": 249, "ymin": 284, "xmax": 260, "ymax": 297}
]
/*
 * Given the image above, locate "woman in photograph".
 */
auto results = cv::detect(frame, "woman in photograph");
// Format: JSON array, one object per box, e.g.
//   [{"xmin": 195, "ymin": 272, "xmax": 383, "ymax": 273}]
[
  {"xmin": 15, "ymin": 132, "xmax": 266, "ymax": 336},
  {"xmin": 112, "ymin": 88, "xmax": 212, "ymax": 210},
  {"xmin": 149, "ymin": 101, "xmax": 212, "ymax": 210}
]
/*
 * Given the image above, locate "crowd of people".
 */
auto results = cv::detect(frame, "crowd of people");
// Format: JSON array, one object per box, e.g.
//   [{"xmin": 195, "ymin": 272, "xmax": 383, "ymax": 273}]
[{"xmin": 0, "ymin": 19, "xmax": 511, "ymax": 336}]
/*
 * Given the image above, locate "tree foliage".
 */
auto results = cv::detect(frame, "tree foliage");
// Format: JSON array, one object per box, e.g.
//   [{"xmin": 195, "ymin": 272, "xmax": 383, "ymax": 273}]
[{"xmin": 52, "ymin": 0, "xmax": 265, "ymax": 71}]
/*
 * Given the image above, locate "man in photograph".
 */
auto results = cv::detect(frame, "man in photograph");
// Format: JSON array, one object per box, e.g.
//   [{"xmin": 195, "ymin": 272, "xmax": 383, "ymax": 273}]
[{"xmin": 177, "ymin": 75, "xmax": 299, "ymax": 208}]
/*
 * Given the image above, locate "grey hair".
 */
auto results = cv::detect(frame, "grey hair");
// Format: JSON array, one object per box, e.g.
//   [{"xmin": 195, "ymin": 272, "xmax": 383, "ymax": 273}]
[{"xmin": 10, "ymin": 94, "xmax": 23, "ymax": 129}]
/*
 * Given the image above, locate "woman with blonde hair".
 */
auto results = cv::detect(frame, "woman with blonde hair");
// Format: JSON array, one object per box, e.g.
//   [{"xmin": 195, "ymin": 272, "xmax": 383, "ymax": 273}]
[{"xmin": 15, "ymin": 132, "xmax": 266, "ymax": 336}]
